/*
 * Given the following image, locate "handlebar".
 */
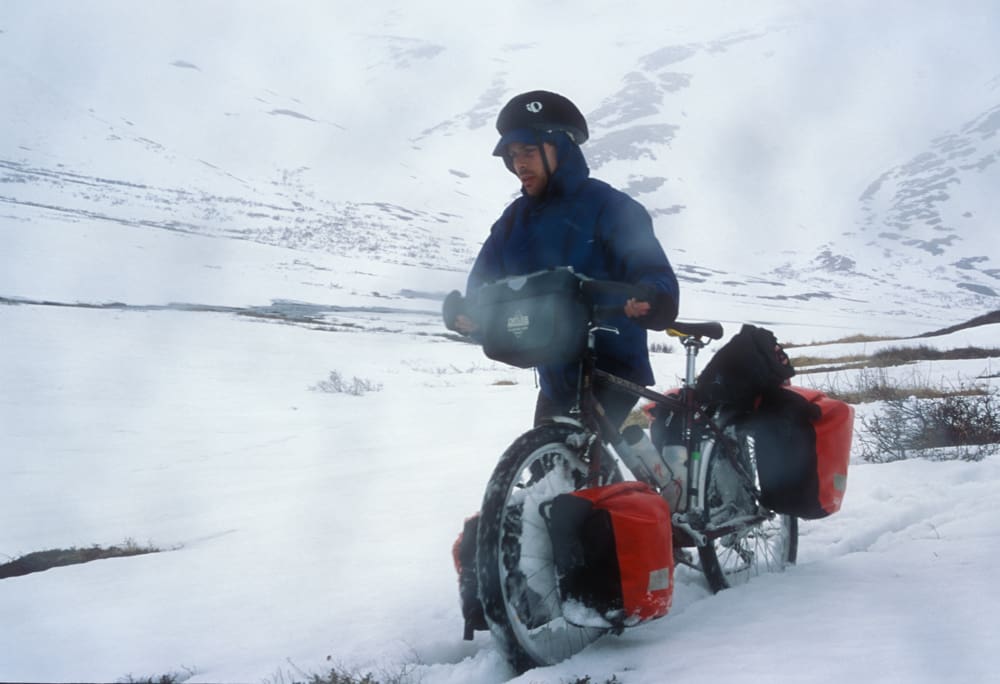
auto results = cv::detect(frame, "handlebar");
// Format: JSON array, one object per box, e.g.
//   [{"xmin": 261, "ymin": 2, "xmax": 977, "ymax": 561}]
[
  {"xmin": 578, "ymin": 275, "xmax": 654, "ymax": 324},
  {"xmin": 445, "ymin": 267, "xmax": 681, "ymax": 336},
  {"xmin": 446, "ymin": 267, "xmax": 721, "ymax": 371},
  {"xmin": 579, "ymin": 276, "xmax": 724, "ymax": 342},
  {"xmin": 578, "ymin": 277, "xmax": 649, "ymax": 302}
]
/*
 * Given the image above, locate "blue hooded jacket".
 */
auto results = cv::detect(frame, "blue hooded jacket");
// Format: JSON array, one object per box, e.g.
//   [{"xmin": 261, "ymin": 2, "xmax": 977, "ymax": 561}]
[{"xmin": 466, "ymin": 131, "xmax": 680, "ymax": 402}]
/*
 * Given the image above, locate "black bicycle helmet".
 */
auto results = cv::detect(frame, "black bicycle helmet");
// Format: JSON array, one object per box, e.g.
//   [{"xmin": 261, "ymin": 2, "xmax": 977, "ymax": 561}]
[{"xmin": 492, "ymin": 90, "xmax": 589, "ymax": 157}]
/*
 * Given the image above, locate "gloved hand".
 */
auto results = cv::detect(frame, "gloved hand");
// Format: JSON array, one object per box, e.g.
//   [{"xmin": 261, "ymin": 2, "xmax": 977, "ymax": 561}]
[
  {"xmin": 442, "ymin": 290, "xmax": 466, "ymax": 332},
  {"xmin": 632, "ymin": 286, "xmax": 678, "ymax": 331}
]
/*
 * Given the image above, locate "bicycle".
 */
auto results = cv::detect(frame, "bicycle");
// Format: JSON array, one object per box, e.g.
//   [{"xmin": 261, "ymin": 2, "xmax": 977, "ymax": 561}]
[{"xmin": 463, "ymin": 267, "xmax": 798, "ymax": 673}]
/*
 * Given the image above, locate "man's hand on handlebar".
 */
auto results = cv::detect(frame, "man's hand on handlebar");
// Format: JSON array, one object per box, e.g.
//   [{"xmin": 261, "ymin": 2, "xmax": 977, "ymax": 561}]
[
  {"xmin": 582, "ymin": 278, "xmax": 673, "ymax": 328},
  {"xmin": 443, "ymin": 290, "xmax": 479, "ymax": 335},
  {"xmin": 624, "ymin": 298, "xmax": 651, "ymax": 319},
  {"xmin": 630, "ymin": 286, "xmax": 678, "ymax": 330},
  {"xmin": 453, "ymin": 314, "xmax": 478, "ymax": 334}
]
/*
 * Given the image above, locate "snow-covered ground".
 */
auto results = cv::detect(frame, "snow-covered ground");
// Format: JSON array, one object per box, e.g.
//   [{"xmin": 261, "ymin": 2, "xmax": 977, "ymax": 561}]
[{"xmin": 2, "ymin": 221, "xmax": 998, "ymax": 683}]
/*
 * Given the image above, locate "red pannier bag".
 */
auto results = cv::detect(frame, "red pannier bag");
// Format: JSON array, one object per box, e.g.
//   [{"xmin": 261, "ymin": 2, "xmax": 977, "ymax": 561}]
[
  {"xmin": 452, "ymin": 514, "xmax": 487, "ymax": 640},
  {"xmin": 751, "ymin": 386, "xmax": 854, "ymax": 519},
  {"xmin": 544, "ymin": 481, "xmax": 673, "ymax": 629}
]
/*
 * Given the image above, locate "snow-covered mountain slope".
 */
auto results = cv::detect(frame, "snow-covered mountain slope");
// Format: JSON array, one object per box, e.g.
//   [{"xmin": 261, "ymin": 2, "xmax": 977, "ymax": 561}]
[
  {"xmin": 2, "ymin": 2, "xmax": 998, "ymax": 337},
  {"xmin": 858, "ymin": 103, "xmax": 1000, "ymax": 293}
]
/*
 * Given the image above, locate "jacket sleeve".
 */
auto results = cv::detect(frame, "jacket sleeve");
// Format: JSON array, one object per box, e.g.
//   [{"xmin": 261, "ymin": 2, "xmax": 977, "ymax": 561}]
[
  {"xmin": 466, "ymin": 205, "xmax": 515, "ymax": 296},
  {"xmin": 600, "ymin": 193, "xmax": 680, "ymax": 329},
  {"xmin": 461, "ymin": 208, "xmax": 515, "ymax": 340},
  {"xmin": 466, "ymin": 233, "xmax": 501, "ymax": 296}
]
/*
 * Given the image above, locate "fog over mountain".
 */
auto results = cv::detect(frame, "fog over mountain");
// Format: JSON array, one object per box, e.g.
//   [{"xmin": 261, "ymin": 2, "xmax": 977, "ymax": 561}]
[{"xmin": 2, "ymin": 1, "xmax": 998, "ymax": 334}]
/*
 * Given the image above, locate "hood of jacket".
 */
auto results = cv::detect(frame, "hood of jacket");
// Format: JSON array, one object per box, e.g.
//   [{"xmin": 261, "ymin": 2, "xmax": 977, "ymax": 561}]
[{"xmin": 502, "ymin": 129, "xmax": 590, "ymax": 202}]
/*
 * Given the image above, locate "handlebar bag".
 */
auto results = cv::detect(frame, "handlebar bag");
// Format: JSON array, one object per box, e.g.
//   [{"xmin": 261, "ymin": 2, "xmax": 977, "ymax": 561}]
[
  {"xmin": 750, "ymin": 386, "xmax": 854, "ymax": 519},
  {"xmin": 543, "ymin": 481, "xmax": 673, "ymax": 629},
  {"xmin": 477, "ymin": 268, "xmax": 589, "ymax": 369}
]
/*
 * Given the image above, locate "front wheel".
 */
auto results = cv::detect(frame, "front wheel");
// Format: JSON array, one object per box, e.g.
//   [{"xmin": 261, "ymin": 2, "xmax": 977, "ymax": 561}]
[{"xmin": 476, "ymin": 422, "xmax": 617, "ymax": 674}]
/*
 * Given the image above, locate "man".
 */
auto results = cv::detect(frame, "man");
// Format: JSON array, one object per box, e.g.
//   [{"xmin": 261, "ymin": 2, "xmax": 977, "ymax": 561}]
[{"xmin": 445, "ymin": 90, "xmax": 679, "ymax": 427}]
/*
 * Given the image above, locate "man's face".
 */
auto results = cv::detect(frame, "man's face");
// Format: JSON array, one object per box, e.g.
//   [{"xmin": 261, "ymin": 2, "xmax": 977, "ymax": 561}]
[{"xmin": 507, "ymin": 142, "xmax": 558, "ymax": 197}]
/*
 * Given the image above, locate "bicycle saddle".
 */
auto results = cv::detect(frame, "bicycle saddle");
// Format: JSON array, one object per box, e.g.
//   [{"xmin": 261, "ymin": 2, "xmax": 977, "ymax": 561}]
[{"xmin": 666, "ymin": 320, "xmax": 724, "ymax": 340}]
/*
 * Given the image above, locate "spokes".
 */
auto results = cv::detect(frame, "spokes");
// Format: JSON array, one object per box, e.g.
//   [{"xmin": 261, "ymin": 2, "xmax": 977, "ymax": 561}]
[
  {"xmin": 712, "ymin": 514, "xmax": 793, "ymax": 584},
  {"xmin": 499, "ymin": 441, "xmax": 606, "ymax": 664},
  {"xmin": 695, "ymin": 424, "xmax": 798, "ymax": 590}
]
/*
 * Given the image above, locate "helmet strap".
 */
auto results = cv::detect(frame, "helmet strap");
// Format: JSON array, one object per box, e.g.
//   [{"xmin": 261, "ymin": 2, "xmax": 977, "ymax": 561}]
[{"xmin": 538, "ymin": 131, "xmax": 554, "ymax": 188}]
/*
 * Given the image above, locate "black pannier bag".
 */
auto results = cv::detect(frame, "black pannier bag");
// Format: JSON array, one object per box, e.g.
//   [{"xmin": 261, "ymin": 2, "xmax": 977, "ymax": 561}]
[
  {"xmin": 750, "ymin": 386, "xmax": 853, "ymax": 519},
  {"xmin": 695, "ymin": 324, "xmax": 795, "ymax": 410},
  {"xmin": 476, "ymin": 267, "xmax": 590, "ymax": 369}
]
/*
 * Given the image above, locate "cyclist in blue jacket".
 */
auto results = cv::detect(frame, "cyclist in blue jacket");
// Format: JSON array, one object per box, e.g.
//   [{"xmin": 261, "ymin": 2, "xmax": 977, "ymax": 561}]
[{"xmin": 445, "ymin": 90, "xmax": 680, "ymax": 427}]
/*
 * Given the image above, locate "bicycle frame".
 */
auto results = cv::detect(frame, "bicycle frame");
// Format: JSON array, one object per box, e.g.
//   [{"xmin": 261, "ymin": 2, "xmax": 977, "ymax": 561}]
[{"xmin": 564, "ymin": 318, "xmax": 766, "ymax": 548}]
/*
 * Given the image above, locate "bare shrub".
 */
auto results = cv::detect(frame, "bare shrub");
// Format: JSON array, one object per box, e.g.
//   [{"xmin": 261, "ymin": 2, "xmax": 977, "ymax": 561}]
[
  {"xmin": 119, "ymin": 669, "xmax": 197, "ymax": 684},
  {"xmin": 302, "ymin": 668, "xmax": 377, "ymax": 684},
  {"xmin": 311, "ymin": 371, "xmax": 383, "ymax": 396},
  {"xmin": 784, "ymin": 333, "xmax": 899, "ymax": 348},
  {"xmin": 788, "ymin": 353, "xmax": 868, "ymax": 371},
  {"xmin": 869, "ymin": 345, "xmax": 1000, "ymax": 367},
  {"xmin": 859, "ymin": 390, "xmax": 1000, "ymax": 463},
  {"xmin": 819, "ymin": 367, "xmax": 984, "ymax": 405},
  {"xmin": 793, "ymin": 345, "xmax": 1000, "ymax": 375},
  {"xmin": 270, "ymin": 659, "xmax": 417, "ymax": 684},
  {"xmin": 649, "ymin": 341, "xmax": 674, "ymax": 354},
  {"xmin": 1, "ymin": 538, "xmax": 163, "ymax": 580}
]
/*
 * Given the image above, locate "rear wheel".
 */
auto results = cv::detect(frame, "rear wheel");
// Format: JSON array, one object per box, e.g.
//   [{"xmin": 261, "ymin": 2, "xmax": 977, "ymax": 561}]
[
  {"xmin": 476, "ymin": 422, "xmax": 617, "ymax": 673},
  {"xmin": 696, "ymin": 431, "xmax": 798, "ymax": 593}
]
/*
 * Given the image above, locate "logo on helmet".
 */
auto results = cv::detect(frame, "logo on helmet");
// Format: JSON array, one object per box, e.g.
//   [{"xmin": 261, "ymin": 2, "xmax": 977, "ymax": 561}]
[{"xmin": 525, "ymin": 101, "xmax": 543, "ymax": 113}]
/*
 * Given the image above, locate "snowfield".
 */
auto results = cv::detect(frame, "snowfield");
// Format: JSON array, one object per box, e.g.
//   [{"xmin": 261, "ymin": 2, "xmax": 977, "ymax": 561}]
[{"xmin": 2, "ymin": 286, "xmax": 998, "ymax": 683}]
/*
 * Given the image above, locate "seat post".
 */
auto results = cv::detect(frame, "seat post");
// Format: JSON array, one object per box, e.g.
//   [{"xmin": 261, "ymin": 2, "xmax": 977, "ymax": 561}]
[{"xmin": 682, "ymin": 336, "xmax": 707, "ymax": 388}]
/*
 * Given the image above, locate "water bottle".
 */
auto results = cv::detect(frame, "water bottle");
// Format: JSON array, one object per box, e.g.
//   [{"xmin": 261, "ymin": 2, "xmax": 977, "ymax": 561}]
[
  {"xmin": 611, "ymin": 427, "xmax": 658, "ymax": 486},
  {"xmin": 620, "ymin": 425, "xmax": 670, "ymax": 486},
  {"xmin": 613, "ymin": 426, "xmax": 689, "ymax": 510}
]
